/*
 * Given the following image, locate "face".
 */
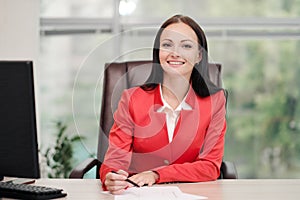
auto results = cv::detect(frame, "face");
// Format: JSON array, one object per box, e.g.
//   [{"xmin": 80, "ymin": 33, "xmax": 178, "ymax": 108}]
[{"xmin": 159, "ymin": 22, "xmax": 202, "ymax": 79}]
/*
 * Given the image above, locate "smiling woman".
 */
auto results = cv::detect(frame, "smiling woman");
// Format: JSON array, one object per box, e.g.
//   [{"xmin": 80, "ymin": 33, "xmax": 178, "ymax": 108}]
[{"xmin": 100, "ymin": 15, "xmax": 227, "ymax": 194}]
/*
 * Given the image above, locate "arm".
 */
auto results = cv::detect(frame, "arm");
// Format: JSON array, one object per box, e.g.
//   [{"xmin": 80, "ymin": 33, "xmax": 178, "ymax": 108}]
[
  {"xmin": 100, "ymin": 89, "xmax": 135, "ymax": 188},
  {"xmin": 155, "ymin": 92, "xmax": 227, "ymax": 183}
]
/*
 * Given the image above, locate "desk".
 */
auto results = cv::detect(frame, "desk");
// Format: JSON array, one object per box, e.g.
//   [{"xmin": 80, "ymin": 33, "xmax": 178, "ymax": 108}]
[{"xmin": 2, "ymin": 179, "xmax": 300, "ymax": 199}]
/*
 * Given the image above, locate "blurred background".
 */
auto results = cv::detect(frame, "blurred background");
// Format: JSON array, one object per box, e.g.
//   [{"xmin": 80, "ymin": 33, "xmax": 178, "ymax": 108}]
[{"xmin": 7, "ymin": 0, "xmax": 300, "ymax": 178}]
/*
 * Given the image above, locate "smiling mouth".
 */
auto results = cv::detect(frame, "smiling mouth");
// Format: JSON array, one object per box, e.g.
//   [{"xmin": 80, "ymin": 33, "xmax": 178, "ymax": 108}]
[{"xmin": 167, "ymin": 61, "xmax": 185, "ymax": 65}]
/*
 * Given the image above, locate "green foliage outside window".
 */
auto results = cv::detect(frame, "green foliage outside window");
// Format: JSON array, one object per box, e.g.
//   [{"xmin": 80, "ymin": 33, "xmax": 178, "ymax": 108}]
[{"xmin": 223, "ymin": 41, "xmax": 300, "ymax": 178}]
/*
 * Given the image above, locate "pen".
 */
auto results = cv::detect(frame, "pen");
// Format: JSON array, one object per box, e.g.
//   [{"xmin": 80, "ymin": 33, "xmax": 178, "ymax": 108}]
[{"xmin": 111, "ymin": 171, "xmax": 140, "ymax": 187}]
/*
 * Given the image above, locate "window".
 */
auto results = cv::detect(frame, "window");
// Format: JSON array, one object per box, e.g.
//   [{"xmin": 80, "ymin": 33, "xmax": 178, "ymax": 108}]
[{"xmin": 39, "ymin": 0, "xmax": 300, "ymax": 178}]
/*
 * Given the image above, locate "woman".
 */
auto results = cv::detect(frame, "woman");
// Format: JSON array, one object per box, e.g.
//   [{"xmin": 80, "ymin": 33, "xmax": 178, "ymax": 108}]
[{"xmin": 100, "ymin": 14, "xmax": 227, "ymax": 194}]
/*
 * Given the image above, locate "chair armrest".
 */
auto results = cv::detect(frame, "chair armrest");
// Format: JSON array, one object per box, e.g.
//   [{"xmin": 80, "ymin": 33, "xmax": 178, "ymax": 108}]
[
  {"xmin": 221, "ymin": 161, "xmax": 238, "ymax": 179},
  {"xmin": 69, "ymin": 158, "xmax": 100, "ymax": 179}
]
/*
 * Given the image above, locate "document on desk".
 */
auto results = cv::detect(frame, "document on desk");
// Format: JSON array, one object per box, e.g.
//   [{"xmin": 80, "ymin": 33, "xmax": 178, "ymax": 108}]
[{"xmin": 112, "ymin": 186, "xmax": 207, "ymax": 200}]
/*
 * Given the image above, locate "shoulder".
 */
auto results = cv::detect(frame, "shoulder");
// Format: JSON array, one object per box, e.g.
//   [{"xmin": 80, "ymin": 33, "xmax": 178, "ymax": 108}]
[
  {"xmin": 119, "ymin": 86, "xmax": 159, "ymax": 117},
  {"xmin": 194, "ymin": 89, "xmax": 226, "ymax": 110},
  {"xmin": 125, "ymin": 86, "xmax": 156, "ymax": 96},
  {"xmin": 194, "ymin": 88, "xmax": 226, "ymax": 101},
  {"xmin": 211, "ymin": 89, "xmax": 226, "ymax": 101},
  {"xmin": 208, "ymin": 89, "xmax": 227, "ymax": 112},
  {"xmin": 121, "ymin": 86, "xmax": 158, "ymax": 102}
]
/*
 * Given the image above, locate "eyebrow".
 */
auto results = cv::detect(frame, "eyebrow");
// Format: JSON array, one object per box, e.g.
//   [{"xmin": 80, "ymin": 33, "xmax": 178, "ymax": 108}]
[
  {"xmin": 161, "ymin": 39, "xmax": 172, "ymax": 42},
  {"xmin": 161, "ymin": 38, "xmax": 195, "ymax": 43},
  {"xmin": 181, "ymin": 39, "xmax": 194, "ymax": 43}
]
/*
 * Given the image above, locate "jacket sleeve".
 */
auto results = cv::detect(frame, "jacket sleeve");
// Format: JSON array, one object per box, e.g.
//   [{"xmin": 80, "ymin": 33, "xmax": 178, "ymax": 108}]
[
  {"xmin": 99, "ymin": 89, "xmax": 134, "ymax": 185},
  {"xmin": 155, "ymin": 91, "xmax": 227, "ymax": 183}
]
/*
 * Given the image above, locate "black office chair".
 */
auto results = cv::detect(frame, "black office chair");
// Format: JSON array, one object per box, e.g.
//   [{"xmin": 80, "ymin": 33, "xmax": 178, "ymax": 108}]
[{"xmin": 70, "ymin": 60, "xmax": 238, "ymax": 179}]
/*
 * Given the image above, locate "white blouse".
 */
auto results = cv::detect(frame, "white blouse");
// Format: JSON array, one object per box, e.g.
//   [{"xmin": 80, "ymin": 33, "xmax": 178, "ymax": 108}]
[{"xmin": 157, "ymin": 85, "xmax": 192, "ymax": 143}]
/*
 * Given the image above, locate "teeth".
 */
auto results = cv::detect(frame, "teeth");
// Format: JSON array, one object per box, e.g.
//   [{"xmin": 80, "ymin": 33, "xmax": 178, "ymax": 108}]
[{"xmin": 168, "ymin": 61, "xmax": 184, "ymax": 65}]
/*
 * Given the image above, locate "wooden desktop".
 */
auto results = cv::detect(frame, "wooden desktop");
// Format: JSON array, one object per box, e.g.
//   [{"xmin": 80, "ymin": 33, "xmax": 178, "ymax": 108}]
[{"xmin": 2, "ymin": 178, "xmax": 299, "ymax": 200}]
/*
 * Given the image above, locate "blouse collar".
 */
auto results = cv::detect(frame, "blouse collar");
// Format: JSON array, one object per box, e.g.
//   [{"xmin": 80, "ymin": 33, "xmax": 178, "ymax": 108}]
[{"xmin": 157, "ymin": 84, "xmax": 192, "ymax": 112}]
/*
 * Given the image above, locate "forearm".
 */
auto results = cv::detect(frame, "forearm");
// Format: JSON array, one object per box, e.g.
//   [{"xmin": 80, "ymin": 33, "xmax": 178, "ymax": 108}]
[{"xmin": 155, "ymin": 158, "xmax": 221, "ymax": 183}]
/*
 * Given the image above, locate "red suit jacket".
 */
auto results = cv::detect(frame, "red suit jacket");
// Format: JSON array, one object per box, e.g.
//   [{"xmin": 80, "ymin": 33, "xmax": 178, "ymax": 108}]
[{"xmin": 100, "ymin": 85, "xmax": 226, "ymax": 184}]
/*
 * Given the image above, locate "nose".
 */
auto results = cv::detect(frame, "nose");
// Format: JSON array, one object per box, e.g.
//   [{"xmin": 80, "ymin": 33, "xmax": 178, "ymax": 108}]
[
  {"xmin": 169, "ymin": 46, "xmax": 180, "ymax": 57},
  {"xmin": 170, "ymin": 51, "xmax": 180, "ymax": 58}
]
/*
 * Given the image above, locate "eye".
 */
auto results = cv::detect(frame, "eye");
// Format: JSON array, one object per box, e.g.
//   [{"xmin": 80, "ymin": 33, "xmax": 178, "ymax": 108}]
[
  {"xmin": 182, "ymin": 44, "xmax": 193, "ymax": 49},
  {"xmin": 161, "ymin": 42, "xmax": 172, "ymax": 48}
]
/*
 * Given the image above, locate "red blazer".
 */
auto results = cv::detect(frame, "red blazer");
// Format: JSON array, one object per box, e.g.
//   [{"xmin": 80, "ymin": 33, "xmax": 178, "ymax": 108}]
[{"xmin": 100, "ymin": 85, "xmax": 226, "ymax": 184}]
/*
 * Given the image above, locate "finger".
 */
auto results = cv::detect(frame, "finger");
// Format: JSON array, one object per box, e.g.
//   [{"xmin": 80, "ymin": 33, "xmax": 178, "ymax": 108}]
[
  {"xmin": 107, "ymin": 181, "xmax": 128, "ymax": 189},
  {"xmin": 110, "ymin": 188, "xmax": 126, "ymax": 195},
  {"xmin": 107, "ymin": 185, "xmax": 128, "ymax": 195},
  {"xmin": 117, "ymin": 169, "xmax": 129, "ymax": 177},
  {"xmin": 128, "ymin": 176, "xmax": 144, "ymax": 187},
  {"xmin": 107, "ymin": 171, "xmax": 127, "ymax": 181},
  {"xmin": 127, "ymin": 174, "xmax": 139, "ymax": 182},
  {"xmin": 105, "ymin": 179, "xmax": 129, "ymax": 188},
  {"xmin": 138, "ymin": 181, "xmax": 145, "ymax": 187},
  {"xmin": 147, "ymin": 181, "xmax": 154, "ymax": 187},
  {"xmin": 128, "ymin": 173, "xmax": 156, "ymax": 187},
  {"xmin": 106, "ymin": 180, "xmax": 129, "ymax": 190}
]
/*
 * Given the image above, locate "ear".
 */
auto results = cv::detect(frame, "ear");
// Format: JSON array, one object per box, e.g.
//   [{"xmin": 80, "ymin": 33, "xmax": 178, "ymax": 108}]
[{"xmin": 196, "ymin": 49, "xmax": 202, "ymax": 63}]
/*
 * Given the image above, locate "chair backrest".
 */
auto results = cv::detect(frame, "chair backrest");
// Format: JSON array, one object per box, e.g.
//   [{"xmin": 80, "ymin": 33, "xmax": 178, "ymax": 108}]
[{"xmin": 96, "ymin": 60, "xmax": 222, "ymax": 178}]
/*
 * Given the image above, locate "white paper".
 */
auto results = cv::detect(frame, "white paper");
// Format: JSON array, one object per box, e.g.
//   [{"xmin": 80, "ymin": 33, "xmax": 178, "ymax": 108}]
[{"xmin": 106, "ymin": 186, "xmax": 207, "ymax": 200}]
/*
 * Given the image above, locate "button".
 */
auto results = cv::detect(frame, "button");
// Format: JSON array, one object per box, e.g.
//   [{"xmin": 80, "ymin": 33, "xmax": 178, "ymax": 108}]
[{"xmin": 164, "ymin": 159, "xmax": 170, "ymax": 165}]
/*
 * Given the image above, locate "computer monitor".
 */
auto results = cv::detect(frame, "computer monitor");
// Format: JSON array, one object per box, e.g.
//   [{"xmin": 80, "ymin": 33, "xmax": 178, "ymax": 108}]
[{"xmin": 0, "ymin": 61, "xmax": 40, "ymax": 181}]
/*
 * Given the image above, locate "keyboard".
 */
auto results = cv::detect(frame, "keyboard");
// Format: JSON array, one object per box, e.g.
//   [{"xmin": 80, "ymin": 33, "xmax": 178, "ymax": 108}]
[{"xmin": 0, "ymin": 181, "xmax": 67, "ymax": 200}]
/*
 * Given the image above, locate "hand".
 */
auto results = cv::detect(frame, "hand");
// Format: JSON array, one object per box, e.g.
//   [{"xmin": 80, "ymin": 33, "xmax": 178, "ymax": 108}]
[
  {"xmin": 129, "ymin": 171, "xmax": 159, "ymax": 187},
  {"xmin": 104, "ymin": 169, "xmax": 130, "ymax": 194}
]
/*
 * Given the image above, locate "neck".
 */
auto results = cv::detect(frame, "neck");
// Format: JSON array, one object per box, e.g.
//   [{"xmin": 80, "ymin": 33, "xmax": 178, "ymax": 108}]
[{"xmin": 162, "ymin": 75, "xmax": 190, "ymax": 105}]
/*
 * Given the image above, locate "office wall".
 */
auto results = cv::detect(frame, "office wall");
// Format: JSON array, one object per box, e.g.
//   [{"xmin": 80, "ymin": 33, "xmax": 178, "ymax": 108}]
[
  {"xmin": 0, "ymin": 0, "xmax": 39, "ymax": 61},
  {"xmin": 0, "ymin": 0, "xmax": 42, "ymax": 143}
]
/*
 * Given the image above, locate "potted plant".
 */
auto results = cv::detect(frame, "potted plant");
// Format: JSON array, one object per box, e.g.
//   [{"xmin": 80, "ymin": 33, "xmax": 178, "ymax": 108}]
[{"xmin": 43, "ymin": 121, "xmax": 84, "ymax": 178}]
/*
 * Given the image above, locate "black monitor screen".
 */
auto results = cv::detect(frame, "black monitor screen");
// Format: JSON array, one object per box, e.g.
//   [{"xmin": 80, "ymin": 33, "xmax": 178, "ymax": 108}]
[{"xmin": 0, "ymin": 61, "xmax": 40, "ymax": 180}]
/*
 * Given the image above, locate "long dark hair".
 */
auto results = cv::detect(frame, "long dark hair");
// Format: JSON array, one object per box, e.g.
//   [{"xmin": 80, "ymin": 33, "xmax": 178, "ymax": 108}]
[{"xmin": 141, "ymin": 14, "xmax": 222, "ymax": 97}]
